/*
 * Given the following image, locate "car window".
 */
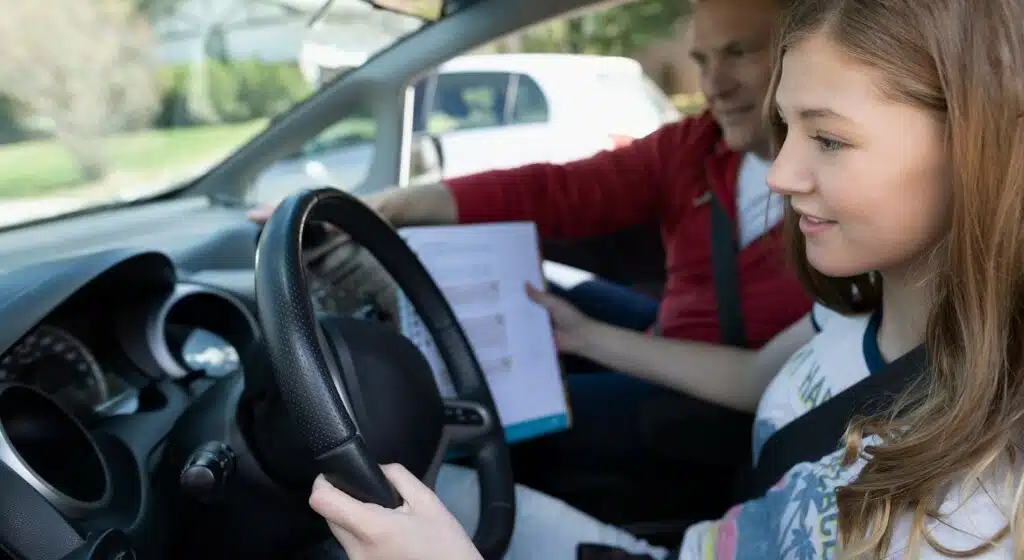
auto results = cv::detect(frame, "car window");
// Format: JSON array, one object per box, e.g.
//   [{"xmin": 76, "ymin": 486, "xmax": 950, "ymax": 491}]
[
  {"xmin": 0, "ymin": 0, "xmax": 426, "ymax": 226},
  {"xmin": 426, "ymin": 72, "xmax": 511, "ymax": 133},
  {"xmin": 300, "ymin": 104, "xmax": 375, "ymax": 156},
  {"xmin": 594, "ymin": 71, "xmax": 676, "ymax": 126},
  {"xmin": 411, "ymin": 78, "xmax": 431, "ymax": 133},
  {"xmin": 251, "ymin": 97, "xmax": 377, "ymax": 203},
  {"xmin": 510, "ymin": 75, "xmax": 549, "ymax": 125},
  {"xmin": 638, "ymin": 75, "xmax": 681, "ymax": 122}
]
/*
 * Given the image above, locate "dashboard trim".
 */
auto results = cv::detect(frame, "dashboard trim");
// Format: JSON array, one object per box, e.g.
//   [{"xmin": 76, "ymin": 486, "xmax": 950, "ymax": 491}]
[
  {"xmin": 120, "ymin": 282, "xmax": 260, "ymax": 380},
  {"xmin": 0, "ymin": 385, "xmax": 113, "ymax": 518},
  {"xmin": 0, "ymin": 250, "xmax": 175, "ymax": 358}
]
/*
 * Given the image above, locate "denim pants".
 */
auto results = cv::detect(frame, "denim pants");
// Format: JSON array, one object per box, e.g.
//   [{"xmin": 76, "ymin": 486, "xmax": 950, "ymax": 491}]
[{"xmin": 512, "ymin": 278, "xmax": 754, "ymax": 526}]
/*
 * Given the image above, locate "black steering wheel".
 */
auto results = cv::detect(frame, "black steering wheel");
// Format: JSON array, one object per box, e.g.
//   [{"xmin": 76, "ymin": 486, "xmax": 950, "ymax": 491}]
[{"xmin": 253, "ymin": 187, "xmax": 515, "ymax": 559}]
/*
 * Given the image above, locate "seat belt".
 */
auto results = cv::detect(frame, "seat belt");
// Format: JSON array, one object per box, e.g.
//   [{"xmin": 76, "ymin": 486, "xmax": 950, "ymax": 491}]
[
  {"xmin": 739, "ymin": 344, "xmax": 928, "ymax": 500},
  {"xmin": 709, "ymin": 192, "xmax": 747, "ymax": 347},
  {"xmin": 579, "ymin": 348, "xmax": 926, "ymax": 559}
]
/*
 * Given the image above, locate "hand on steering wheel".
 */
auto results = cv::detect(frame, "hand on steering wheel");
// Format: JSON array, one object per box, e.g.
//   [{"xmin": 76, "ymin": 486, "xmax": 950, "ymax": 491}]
[
  {"xmin": 309, "ymin": 466, "xmax": 483, "ymax": 560},
  {"xmin": 254, "ymin": 188, "xmax": 515, "ymax": 559}
]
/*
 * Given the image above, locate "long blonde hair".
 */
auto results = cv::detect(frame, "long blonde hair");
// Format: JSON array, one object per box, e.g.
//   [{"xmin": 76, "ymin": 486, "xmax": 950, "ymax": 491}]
[{"xmin": 766, "ymin": 0, "xmax": 1024, "ymax": 556}]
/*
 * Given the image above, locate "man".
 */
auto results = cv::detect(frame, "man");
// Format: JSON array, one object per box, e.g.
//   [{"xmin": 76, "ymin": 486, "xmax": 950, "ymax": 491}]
[{"xmin": 253, "ymin": 0, "xmax": 809, "ymax": 522}]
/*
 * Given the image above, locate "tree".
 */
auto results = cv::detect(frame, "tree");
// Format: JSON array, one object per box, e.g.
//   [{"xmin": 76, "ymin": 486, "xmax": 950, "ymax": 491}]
[
  {"xmin": 0, "ymin": 0, "xmax": 161, "ymax": 182},
  {"xmin": 578, "ymin": 0, "xmax": 689, "ymax": 56},
  {"xmin": 519, "ymin": 0, "xmax": 689, "ymax": 58},
  {"xmin": 134, "ymin": 0, "xmax": 188, "ymax": 19}
]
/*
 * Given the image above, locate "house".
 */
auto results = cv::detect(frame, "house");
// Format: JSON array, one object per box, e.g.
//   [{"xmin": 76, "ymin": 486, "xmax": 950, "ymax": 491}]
[{"xmin": 153, "ymin": 0, "xmax": 419, "ymax": 66}]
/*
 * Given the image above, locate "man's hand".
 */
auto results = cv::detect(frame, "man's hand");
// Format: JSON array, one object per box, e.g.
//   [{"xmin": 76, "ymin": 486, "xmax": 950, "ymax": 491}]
[
  {"xmin": 526, "ymin": 284, "xmax": 602, "ymax": 356},
  {"xmin": 309, "ymin": 464, "xmax": 482, "ymax": 560},
  {"xmin": 247, "ymin": 184, "xmax": 457, "ymax": 320},
  {"xmin": 247, "ymin": 189, "xmax": 395, "ymax": 225},
  {"xmin": 246, "ymin": 183, "xmax": 457, "ymax": 228}
]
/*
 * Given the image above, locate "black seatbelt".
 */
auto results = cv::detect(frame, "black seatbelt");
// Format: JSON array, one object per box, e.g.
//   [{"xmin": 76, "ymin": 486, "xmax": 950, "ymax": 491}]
[
  {"xmin": 739, "ymin": 344, "xmax": 928, "ymax": 500},
  {"xmin": 709, "ymin": 192, "xmax": 747, "ymax": 347}
]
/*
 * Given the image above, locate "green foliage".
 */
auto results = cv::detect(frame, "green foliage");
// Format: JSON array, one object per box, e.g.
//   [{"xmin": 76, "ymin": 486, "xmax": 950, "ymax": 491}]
[
  {"xmin": 582, "ymin": 0, "xmax": 689, "ymax": 56},
  {"xmin": 520, "ymin": 0, "xmax": 690, "ymax": 57},
  {"xmin": 155, "ymin": 66, "xmax": 191, "ymax": 127},
  {"xmin": 132, "ymin": 0, "xmax": 186, "ymax": 19},
  {"xmin": 0, "ymin": 97, "xmax": 31, "ymax": 145},
  {"xmin": 155, "ymin": 59, "xmax": 313, "ymax": 128}
]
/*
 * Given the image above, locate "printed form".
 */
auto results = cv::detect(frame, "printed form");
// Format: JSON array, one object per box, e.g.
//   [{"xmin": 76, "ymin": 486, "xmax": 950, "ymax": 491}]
[{"xmin": 396, "ymin": 222, "xmax": 571, "ymax": 443}]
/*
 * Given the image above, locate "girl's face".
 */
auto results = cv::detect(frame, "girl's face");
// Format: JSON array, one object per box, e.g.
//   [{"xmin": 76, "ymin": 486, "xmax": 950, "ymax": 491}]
[{"xmin": 768, "ymin": 32, "xmax": 950, "ymax": 279}]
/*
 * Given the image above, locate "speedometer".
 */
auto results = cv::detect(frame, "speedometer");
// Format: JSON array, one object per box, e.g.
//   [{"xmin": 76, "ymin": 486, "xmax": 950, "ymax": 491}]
[{"xmin": 0, "ymin": 325, "xmax": 109, "ymax": 414}]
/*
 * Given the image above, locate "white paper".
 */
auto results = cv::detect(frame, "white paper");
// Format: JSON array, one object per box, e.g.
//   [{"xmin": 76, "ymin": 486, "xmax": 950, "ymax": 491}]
[{"xmin": 396, "ymin": 222, "xmax": 570, "ymax": 441}]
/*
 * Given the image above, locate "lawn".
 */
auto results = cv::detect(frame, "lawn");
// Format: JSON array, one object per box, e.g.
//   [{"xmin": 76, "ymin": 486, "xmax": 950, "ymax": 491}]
[{"xmin": 0, "ymin": 119, "xmax": 269, "ymax": 199}]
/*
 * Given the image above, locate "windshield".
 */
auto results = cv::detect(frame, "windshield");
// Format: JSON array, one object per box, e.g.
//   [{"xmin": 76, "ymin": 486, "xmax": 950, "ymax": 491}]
[{"xmin": 0, "ymin": 0, "xmax": 425, "ymax": 228}]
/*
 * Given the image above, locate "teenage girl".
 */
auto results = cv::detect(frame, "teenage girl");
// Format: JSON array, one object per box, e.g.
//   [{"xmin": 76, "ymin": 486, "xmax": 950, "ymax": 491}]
[{"xmin": 307, "ymin": 0, "xmax": 1024, "ymax": 556}]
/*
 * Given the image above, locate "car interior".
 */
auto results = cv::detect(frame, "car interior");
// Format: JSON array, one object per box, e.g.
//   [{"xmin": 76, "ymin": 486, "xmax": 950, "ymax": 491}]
[{"xmin": 0, "ymin": 0, "xmax": 870, "ymax": 558}]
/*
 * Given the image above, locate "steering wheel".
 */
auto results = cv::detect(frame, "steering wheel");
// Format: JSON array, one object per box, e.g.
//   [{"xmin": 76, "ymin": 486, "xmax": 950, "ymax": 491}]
[{"xmin": 253, "ymin": 187, "xmax": 515, "ymax": 559}]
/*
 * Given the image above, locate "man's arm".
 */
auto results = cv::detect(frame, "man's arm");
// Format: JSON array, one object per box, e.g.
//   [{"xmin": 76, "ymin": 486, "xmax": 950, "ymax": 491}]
[
  {"xmin": 577, "ymin": 313, "xmax": 816, "ymax": 413},
  {"xmin": 372, "ymin": 117, "xmax": 712, "ymax": 235},
  {"xmin": 445, "ymin": 120, "xmax": 700, "ymax": 239},
  {"xmin": 247, "ymin": 182, "xmax": 457, "ymax": 227},
  {"xmin": 366, "ymin": 182, "xmax": 458, "ymax": 226}
]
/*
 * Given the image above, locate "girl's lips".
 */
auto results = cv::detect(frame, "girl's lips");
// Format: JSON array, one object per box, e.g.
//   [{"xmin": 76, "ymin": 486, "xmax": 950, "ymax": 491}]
[{"xmin": 799, "ymin": 214, "xmax": 836, "ymax": 235}]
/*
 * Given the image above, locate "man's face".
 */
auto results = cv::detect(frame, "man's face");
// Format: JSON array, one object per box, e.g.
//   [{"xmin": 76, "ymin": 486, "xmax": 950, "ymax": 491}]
[{"xmin": 690, "ymin": 0, "xmax": 779, "ymax": 154}]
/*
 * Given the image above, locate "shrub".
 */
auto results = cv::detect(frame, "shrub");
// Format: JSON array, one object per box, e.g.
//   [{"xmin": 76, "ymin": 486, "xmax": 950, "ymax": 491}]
[{"xmin": 154, "ymin": 59, "xmax": 313, "ymax": 128}]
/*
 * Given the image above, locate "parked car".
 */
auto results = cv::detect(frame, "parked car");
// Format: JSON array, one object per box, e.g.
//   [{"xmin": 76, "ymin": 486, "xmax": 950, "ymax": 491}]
[{"xmin": 251, "ymin": 52, "xmax": 680, "ymax": 203}]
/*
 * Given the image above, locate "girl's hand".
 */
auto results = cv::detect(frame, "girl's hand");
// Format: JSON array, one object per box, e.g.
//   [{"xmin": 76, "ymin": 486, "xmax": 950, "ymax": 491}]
[
  {"xmin": 526, "ymin": 284, "xmax": 601, "ymax": 355},
  {"xmin": 309, "ymin": 464, "xmax": 482, "ymax": 560}
]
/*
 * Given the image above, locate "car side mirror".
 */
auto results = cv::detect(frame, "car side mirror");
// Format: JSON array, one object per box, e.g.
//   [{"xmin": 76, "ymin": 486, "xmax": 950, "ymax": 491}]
[{"xmin": 408, "ymin": 132, "xmax": 444, "ymax": 185}]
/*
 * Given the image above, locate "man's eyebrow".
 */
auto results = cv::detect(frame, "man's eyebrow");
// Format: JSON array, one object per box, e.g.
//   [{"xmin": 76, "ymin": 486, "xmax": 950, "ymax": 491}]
[{"xmin": 690, "ymin": 40, "xmax": 750, "ymax": 59}]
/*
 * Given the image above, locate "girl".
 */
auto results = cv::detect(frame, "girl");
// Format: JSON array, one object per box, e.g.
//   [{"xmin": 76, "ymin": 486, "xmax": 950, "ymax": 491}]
[{"xmin": 308, "ymin": 0, "xmax": 1024, "ymax": 556}]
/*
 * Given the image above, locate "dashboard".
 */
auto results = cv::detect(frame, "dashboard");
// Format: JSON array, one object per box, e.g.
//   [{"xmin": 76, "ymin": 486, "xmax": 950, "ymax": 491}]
[
  {"xmin": 0, "ymin": 251, "xmax": 259, "ymax": 427},
  {"xmin": 0, "ymin": 209, "xmax": 401, "ymax": 560},
  {"xmin": 0, "ymin": 323, "xmax": 136, "ymax": 420},
  {"xmin": 0, "ymin": 199, "xmax": 404, "ymax": 448},
  {"xmin": 0, "ymin": 246, "xmax": 279, "ymax": 559}
]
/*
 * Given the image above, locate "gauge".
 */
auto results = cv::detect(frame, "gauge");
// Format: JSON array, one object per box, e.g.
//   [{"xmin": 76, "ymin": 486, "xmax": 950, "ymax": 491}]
[
  {"xmin": 180, "ymin": 327, "xmax": 240, "ymax": 378},
  {"xmin": 0, "ymin": 325, "xmax": 109, "ymax": 414}
]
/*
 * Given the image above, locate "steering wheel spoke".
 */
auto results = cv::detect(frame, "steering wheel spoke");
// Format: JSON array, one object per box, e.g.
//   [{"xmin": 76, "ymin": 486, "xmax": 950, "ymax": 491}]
[{"xmin": 442, "ymin": 398, "xmax": 494, "ymax": 445}]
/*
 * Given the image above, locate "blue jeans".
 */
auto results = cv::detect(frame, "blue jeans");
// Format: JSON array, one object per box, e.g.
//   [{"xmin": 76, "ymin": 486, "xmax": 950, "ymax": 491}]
[
  {"xmin": 548, "ymin": 278, "xmax": 660, "ymax": 333},
  {"xmin": 510, "ymin": 278, "xmax": 754, "ymax": 526}
]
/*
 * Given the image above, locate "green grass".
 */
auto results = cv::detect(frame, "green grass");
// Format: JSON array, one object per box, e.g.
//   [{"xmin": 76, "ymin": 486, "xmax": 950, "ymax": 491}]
[{"xmin": 0, "ymin": 119, "xmax": 269, "ymax": 199}]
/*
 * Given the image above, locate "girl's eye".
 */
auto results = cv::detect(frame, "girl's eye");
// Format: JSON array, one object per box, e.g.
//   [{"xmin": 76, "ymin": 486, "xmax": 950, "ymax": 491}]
[{"xmin": 812, "ymin": 135, "xmax": 845, "ymax": 152}]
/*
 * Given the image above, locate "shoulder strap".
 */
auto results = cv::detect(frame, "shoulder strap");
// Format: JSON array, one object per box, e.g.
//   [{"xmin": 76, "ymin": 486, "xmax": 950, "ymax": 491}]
[
  {"xmin": 740, "ymin": 344, "xmax": 928, "ymax": 500},
  {"xmin": 709, "ymin": 192, "xmax": 747, "ymax": 347}
]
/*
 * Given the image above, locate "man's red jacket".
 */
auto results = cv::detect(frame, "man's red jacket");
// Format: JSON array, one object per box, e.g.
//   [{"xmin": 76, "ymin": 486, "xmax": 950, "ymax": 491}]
[{"xmin": 445, "ymin": 111, "xmax": 812, "ymax": 348}]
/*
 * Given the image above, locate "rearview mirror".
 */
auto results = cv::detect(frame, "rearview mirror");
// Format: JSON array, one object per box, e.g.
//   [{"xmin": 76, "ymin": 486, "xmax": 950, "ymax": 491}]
[
  {"xmin": 408, "ymin": 133, "xmax": 444, "ymax": 185},
  {"xmin": 366, "ymin": 0, "xmax": 444, "ymax": 20}
]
